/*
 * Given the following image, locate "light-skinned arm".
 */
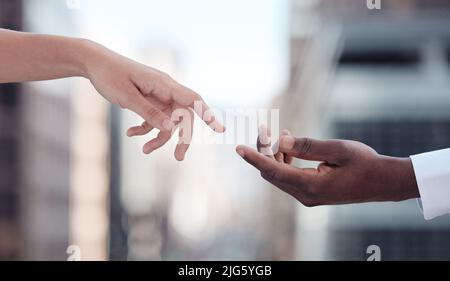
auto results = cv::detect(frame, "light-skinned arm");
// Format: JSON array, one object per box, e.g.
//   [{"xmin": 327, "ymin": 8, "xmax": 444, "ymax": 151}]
[{"xmin": 0, "ymin": 29, "xmax": 224, "ymax": 160}]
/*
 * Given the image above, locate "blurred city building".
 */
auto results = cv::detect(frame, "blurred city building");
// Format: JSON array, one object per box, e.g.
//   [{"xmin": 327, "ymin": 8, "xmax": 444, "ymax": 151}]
[
  {"xmin": 0, "ymin": 0, "xmax": 110, "ymax": 260},
  {"xmin": 327, "ymin": 0, "xmax": 450, "ymax": 261},
  {"xmin": 0, "ymin": 0, "xmax": 23, "ymax": 260},
  {"xmin": 286, "ymin": 0, "xmax": 450, "ymax": 260}
]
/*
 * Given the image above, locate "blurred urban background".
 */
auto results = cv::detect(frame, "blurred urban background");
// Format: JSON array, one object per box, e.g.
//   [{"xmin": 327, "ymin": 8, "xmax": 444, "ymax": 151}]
[{"xmin": 0, "ymin": 0, "xmax": 450, "ymax": 260}]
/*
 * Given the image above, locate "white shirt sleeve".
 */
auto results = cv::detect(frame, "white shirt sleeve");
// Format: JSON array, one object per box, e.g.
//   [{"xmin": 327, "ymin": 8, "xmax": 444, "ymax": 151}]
[{"xmin": 410, "ymin": 148, "xmax": 450, "ymax": 220}]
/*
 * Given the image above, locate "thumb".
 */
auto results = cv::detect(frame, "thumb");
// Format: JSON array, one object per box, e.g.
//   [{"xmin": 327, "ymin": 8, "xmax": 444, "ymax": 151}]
[{"xmin": 278, "ymin": 136, "xmax": 347, "ymax": 164}]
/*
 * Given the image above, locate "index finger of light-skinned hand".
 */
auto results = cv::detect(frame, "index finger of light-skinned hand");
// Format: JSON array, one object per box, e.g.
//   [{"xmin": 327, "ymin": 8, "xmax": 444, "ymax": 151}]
[
  {"xmin": 236, "ymin": 145, "xmax": 309, "ymax": 186},
  {"xmin": 129, "ymin": 93, "xmax": 175, "ymax": 132},
  {"xmin": 173, "ymin": 84, "xmax": 225, "ymax": 133}
]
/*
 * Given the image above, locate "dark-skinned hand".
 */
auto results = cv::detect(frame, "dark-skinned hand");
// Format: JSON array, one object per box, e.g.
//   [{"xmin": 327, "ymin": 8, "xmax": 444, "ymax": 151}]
[{"xmin": 236, "ymin": 127, "xmax": 420, "ymax": 207}]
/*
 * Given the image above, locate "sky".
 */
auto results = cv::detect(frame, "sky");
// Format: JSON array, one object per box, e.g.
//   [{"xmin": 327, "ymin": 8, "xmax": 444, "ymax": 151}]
[{"xmin": 75, "ymin": 0, "xmax": 290, "ymax": 107}]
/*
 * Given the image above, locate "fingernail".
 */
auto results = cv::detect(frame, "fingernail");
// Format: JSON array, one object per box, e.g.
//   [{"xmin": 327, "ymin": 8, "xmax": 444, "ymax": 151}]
[
  {"xmin": 258, "ymin": 125, "xmax": 271, "ymax": 146},
  {"xmin": 280, "ymin": 135, "xmax": 295, "ymax": 150},
  {"xmin": 162, "ymin": 119, "xmax": 175, "ymax": 131},
  {"xmin": 236, "ymin": 147, "xmax": 245, "ymax": 158}
]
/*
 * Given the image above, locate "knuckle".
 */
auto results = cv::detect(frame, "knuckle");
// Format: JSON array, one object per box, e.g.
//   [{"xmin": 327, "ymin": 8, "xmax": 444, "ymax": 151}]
[
  {"xmin": 141, "ymin": 122, "xmax": 149, "ymax": 129},
  {"xmin": 166, "ymin": 80, "xmax": 176, "ymax": 93},
  {"xmin": 140, "ymin": 80, "xmax": 154, "ymax": 95},
  {"xmin": 332, "ymin": 140, "xmax": 352, "ymax": 162},
  {"xmin": 160, "ymin": 81, "xmax": 177, "ymax": 101},
  {"xmin": 295, "ymin": 137, "xmax": 312, "ymax": 155},
  {"xmin": 336, "ymin": 140, "xmax": 350, "ymax": 153},
  {"xmin": 159, "ymin": 71, "xmax": 172, "ymax": 80},
  {"xmin": 118, "ymin": 98, "xmax": 131, "ymax": 109},
  {"xmin": 192, "ymin": 92, "xmax": 202, "ymax": 101},
  {"xmin": 144, "ymin": 106, "xmax": 163, "ymax": 120}
]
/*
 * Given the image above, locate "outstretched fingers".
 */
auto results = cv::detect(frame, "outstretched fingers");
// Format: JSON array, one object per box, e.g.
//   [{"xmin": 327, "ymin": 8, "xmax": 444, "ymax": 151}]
[
  {"xmin": 142, "ymin": 130, "xmax": 172, "ymax": 154},
  {"xmin": 127, "ymin": 121, "xmax": 154, "ymax": 137}
]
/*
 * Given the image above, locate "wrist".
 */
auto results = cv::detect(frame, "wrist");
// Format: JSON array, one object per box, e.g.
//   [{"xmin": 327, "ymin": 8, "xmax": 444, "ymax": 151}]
[
  {"xmin": 71, "ymin": 38, "xmax": 100, "ymax": 79},
  {"xmin": 377, "ymin": 155, "xmax": 420, "ymax": 201},
  {"xmin": 70, "ymin": 38, "xmax": 112, "ymax": 79},
  {"xmin": 75, "ymin": 38, "xmax": 127, "ymax": 80}
]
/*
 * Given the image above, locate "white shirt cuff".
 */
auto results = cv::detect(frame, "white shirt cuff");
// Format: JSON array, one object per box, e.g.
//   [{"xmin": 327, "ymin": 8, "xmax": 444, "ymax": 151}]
[{"xmin": 410, "ymin": 148, "xmax": 450, "ymax": 220}]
